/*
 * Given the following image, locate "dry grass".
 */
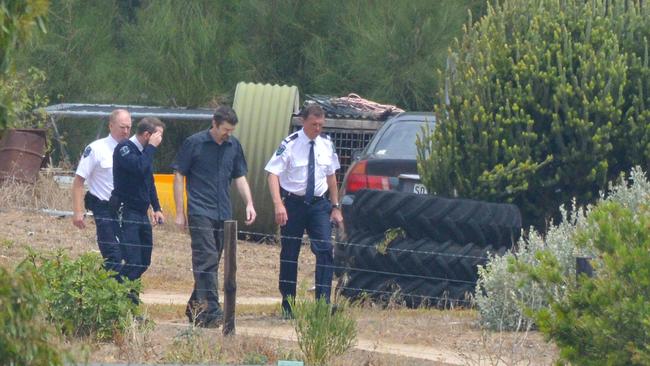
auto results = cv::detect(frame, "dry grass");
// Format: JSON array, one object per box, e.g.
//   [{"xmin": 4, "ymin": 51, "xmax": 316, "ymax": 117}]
[
  {"xmin": 86, "ymin": 321, "xmax": 445, "ymax": 366},
  {"xmin": 0, "ymin": 176, "xmax": 316, "ymax": 298},
  {"xmin": 0, "ymin": 171, "xmax": 72, "ymax": 211},
  {"xmin": 0, "ymin": 173, "xmax": 559, "ymax": 365}
]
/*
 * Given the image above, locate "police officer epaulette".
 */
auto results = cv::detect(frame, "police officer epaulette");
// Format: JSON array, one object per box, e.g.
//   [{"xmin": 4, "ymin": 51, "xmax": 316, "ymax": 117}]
[{"xmin": 283, "ymin": 132, "xmax": 299, "ymax": 144}]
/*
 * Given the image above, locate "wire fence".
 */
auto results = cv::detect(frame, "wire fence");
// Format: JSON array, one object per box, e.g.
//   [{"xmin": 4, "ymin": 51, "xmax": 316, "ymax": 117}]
[
  {"xmin": 0, "ymin": 203, "xmax": 559, "ymax": 362},
  {"xmin": 0, "ymin": 205, "xmax": 493, "ymax": 308}
]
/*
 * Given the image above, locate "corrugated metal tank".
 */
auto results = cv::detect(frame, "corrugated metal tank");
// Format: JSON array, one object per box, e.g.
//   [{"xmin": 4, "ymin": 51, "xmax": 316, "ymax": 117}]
[{"xmin": 232, "ymin": 82, "xmax": 299, "ymax": 238}]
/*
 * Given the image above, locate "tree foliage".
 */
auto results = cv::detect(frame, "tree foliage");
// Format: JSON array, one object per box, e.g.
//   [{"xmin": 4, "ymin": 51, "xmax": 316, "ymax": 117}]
[
  {"xmin": 0, "ymin": 66, "xmax": 49, "ymax": 128},
  {"xmin": 417, "ymin": 0, "xmax": 650, "ymax": 229},
  {"xmin": 20, "ymin": 0, "xmax": 122, "ymax": 103},
  {"xmin": 0, "ymin": 0, "xmax": 48, "ymax": 128},
  {"xmin": 18, "ymin": 0, "xmax": 481, "ymax": 111}
]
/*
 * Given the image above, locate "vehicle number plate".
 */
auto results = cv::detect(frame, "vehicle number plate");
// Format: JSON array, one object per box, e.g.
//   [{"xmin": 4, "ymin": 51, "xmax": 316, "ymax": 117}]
[{"xmin": 413, "ymin": 183, "xmax": 428, "ymax": 194}]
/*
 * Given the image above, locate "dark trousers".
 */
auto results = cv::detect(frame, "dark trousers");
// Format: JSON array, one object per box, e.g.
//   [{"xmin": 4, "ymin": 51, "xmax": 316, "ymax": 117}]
[
  {"xmin": 280, "ymin": 197, "xmax": 333, "ymax": 311},
  {"xmin": 91, "ymin": 201, "xmax": 122, "ymax": 275},
  {"xmin": 120, "ymin": 208, "xmax": 153, "ymax": 282},
  {"xmin": 186, "ymin": 215, "xmax": 224, "ymax": 321}
]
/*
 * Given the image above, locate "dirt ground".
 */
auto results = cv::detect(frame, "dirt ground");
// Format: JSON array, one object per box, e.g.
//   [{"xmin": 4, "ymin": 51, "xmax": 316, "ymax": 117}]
[{"xmin": 0, "ymin": 177, "xmax": 558, "ymax": 365}]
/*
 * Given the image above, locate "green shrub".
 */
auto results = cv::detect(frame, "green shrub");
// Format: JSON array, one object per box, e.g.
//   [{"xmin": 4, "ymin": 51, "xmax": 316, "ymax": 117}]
[
  {"xmin": 0, "ymin": 0, "xmax": 48, "ymax": 129},
  {"xmin": 417, "ymin": 0, "xmax": 650, "ymax": 230},
  {"xmin": 289, "ymin": 295, "xmax": 357, "ymax": 366},
  {"xmin": 527, "ymin": 200, "xmax": 650, "ymax": 365},
  {"xmin": 24, "ymin": 250, "xmax": 140, "ymax": 341},
  {"xmin": 0, "ymin": 266, "xmax": 63, "ymax": 366},
  {"xmin": 476, "ymin": 203, "xmax": 588, "ymax": 331},
  {"xmin": 476, "ymin": 166, "xmax": 648, "ymax": 331}
]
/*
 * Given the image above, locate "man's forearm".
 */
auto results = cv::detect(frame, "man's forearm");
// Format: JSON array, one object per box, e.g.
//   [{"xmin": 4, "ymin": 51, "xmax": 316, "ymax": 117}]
[
  {"xmin": 173, "ymin": 172, "xmax": 185, "ymax": 215},
  {"xmin": 267, "ymin": 174, "xmax": 283, "ymax": 205},
  {"xmin": 327, "ymin": 174, "xmax": 339, "ymax": 204},
  {"xmin": 234, "ymin": 176, "xmax": 253, "ymax": 206},
  {"xmin": 72, "ymin": 175, "xmax": 85, "ymax": 214}
]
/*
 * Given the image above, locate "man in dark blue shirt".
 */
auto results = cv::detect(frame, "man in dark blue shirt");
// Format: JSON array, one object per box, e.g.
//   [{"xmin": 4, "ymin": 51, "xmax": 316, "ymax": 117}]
[
  {"xmin": 172, "ymin": 106, "xmax": 256, "ymax": 328},
  {"xmin": 112, "ymin": 117, "xmax": 165, "ymax": 302}
]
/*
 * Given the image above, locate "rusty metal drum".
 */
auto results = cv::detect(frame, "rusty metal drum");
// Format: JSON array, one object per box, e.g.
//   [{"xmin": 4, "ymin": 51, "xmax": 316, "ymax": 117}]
[{"xmin": 0, "ymin": 129, "xmax": 47, "ymax": 183}]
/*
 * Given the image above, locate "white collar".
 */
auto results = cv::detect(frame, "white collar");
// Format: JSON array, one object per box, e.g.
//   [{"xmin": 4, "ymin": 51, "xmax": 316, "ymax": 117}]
[
  {"xmin": 130, "ymin": 135, "xmax": 144, "ymax": 152},
  {"xmin": 299, "ymin": 129, "xmax": 317, "ymax": 144},
  {"xmin": 107, "ymin": 135, "xmax": 120, "ymax": 147}
]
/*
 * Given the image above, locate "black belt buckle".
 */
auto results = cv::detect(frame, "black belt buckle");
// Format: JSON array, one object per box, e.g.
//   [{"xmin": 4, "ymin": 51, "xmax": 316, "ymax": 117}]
[
  {"xmin": 309, "ymin": 195, "xmax": 325, "ymax": 203},
  {"xmin": 283, "ymin": 190, "xmax": 325, "ymax": 204}
]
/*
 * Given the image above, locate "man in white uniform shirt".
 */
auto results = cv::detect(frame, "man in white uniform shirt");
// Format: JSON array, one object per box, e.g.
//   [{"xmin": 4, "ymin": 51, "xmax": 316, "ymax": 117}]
[
  {"xmin": 265, "ymin": 104, "xmax": 343, "ymax": 318},
  {"xmin": 72, "ymin": 109, "xmax": 132, "ymax": 274}
]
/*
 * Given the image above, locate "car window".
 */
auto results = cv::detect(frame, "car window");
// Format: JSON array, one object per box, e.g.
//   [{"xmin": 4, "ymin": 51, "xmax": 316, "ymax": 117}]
[{"xmin": 371, "ymin": 121, "xmax": 432, "ymax": 158}]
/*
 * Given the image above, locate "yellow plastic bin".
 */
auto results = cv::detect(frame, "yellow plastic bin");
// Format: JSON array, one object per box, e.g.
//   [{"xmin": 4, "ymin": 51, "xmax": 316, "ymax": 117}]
[{"xmin": 154, "ymin": 173, "xmax": 186, "ymax": 217}]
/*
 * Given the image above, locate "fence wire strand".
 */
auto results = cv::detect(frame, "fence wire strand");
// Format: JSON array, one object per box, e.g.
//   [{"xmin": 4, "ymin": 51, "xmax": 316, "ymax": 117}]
[{"xmin": 2, "ymin": 205, "xmax": 485, "ymax": 305}]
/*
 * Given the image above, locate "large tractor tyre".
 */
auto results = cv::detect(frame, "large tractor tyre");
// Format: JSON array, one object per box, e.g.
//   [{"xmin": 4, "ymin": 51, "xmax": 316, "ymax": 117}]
[
  {"xmin": 333, "ymin": 230, "xmax": 383, "ymax": 277},
  {"xmin": 338, "ymin": 270, "xmax": 475, "ymax": 308},
  {"xmin": 416, "ymin": 200, "xmax": 521, "ymax": 250},
  {"xmin": 384, "ymin": 237, "xmax": 506, "ymax": 283},
  {"xmin": 348, "ymin": 190, "xmax": 521, "ymax": 249},
  {"xmin": 347, "ymin": 190, "xmax": 430, "ymax": 237},
  {"xmin": 336, "ymin": 231, "xmax": 505, "ymax": 284}
]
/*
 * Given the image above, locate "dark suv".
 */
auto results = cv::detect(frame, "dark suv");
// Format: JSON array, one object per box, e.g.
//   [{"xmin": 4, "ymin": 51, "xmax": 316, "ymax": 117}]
[{"xmin": 339, "ymin": 112, "xmax": 435, "ymax": 210}]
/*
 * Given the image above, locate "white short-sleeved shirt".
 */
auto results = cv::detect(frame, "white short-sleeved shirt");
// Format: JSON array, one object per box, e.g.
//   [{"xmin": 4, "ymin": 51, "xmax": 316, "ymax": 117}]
[
  {"xmin": 75, "ymin": 135, "xmax": 120, "ymax": 201},
  {"xmin": 265, "ymin": 129, "xmax": 340, "ymax": 197}
]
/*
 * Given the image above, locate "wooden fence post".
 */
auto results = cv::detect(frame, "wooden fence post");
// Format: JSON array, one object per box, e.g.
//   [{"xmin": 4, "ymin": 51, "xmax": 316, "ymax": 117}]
[{"xmin": 223, "ymin": 220, "xmax": 237, "ymax": 336}]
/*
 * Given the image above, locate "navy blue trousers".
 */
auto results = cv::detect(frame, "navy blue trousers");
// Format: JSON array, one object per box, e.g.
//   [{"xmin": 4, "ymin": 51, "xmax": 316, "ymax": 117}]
[
  {"xmin": 92, "ymin": 201, "xmax": 122, "ymax": 275},
  {"xmin": 280, "ymin": 197, "xmax": 333, "ymax": 311},
  {"xmin": 120, "ymin": 208, "xmax": 153, "ymax": 282}
]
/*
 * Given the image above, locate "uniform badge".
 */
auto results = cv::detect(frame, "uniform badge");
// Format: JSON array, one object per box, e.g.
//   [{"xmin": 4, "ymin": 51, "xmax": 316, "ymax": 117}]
[
  {"xmin": 83, "ymin": 146, "xmax": 92, "ymax": 158},
  {"xmin": 119, "ymin": 145, "xmax": 130, "ymax": 157},
  {"xmin": 275, "ymin": 144, "xmax": 286, "ymax": 156}
]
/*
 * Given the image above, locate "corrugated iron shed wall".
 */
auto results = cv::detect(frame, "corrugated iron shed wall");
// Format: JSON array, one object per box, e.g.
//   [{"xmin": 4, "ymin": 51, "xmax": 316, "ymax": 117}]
[{"xmin": 232, "ymin": 82, "xmax": 299, "ymax": 237}]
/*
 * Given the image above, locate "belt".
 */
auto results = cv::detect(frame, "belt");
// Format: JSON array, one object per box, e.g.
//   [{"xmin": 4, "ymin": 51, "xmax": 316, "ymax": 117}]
[
  {"xmin": 284, "ymin": 191, "xmax": 326, "ymax": 204},
  {"xmin": 88, "ymin": 192, "xmax": 109, "ymax": 203}
]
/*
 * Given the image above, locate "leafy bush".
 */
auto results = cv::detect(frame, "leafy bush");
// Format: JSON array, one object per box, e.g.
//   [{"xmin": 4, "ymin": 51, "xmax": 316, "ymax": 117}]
[
  {"xmin": 0, "ymin": 67, "xmax": 50, "ymax": 129},
  {"xmin": 289, "ymin": 295, "xmax": 357, "ymax": 366},
  {"xmin": 0, "ymin": 266, "xmax": 63, "ymax": 366},
  {"xmin": 24, "ymin": 250, "xmax": 140, "ymax": 341},
  {"xmin": 475, "ymin": 203, "xmax": 588, "ymax": 331},
  {"xmin": 476, "ymin": 166, "xmax": 648, "ymax": 331},
  {"xmin": 417, "ymin": 0, "xmax": 650, "ymax": 229},
  {"xmin": 0, "ymin": 0, "xmax": 48, "ymax": 129},
  {"xmin": 529, "ymin": 200, "xmax": 650, "ymax": 365}
]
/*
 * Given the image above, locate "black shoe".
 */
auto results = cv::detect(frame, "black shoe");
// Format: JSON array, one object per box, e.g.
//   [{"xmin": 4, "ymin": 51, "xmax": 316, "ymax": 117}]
[
  {"xmin": 330, "ymin": 304, "xmax": 340, "ymax": 315},
  {"xmin": 281, "ymin": 300, "xmax": 293, "ymax": 320},
  {"xmin": 128, "ymin": 290, "xmax": 141, "ymax": 305},
  {"xmin": 281, "ymin": 309, "xmax": 294, "ymax": 320}
]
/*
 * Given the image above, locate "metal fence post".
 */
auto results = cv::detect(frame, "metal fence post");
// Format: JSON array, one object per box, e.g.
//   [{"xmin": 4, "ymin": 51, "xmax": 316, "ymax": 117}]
[
  {"xmin": 576, "ymin": 256, "xmax": 594, "ymax": 281},
  {"xmin": 223, "ymin": 220, "xmax": 237, "ymax": 336}
]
